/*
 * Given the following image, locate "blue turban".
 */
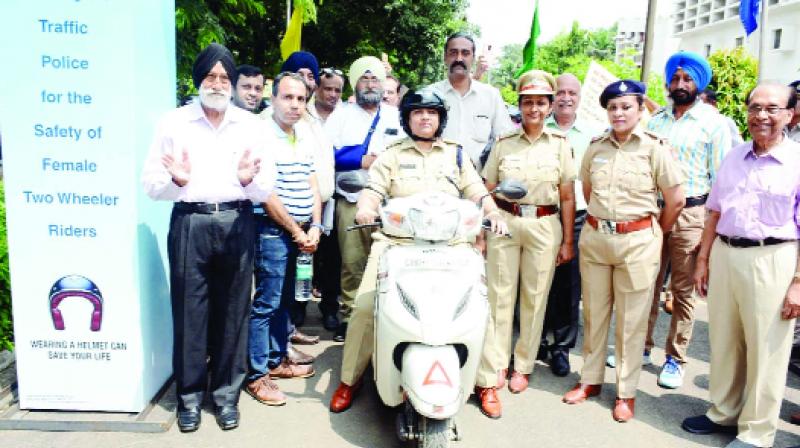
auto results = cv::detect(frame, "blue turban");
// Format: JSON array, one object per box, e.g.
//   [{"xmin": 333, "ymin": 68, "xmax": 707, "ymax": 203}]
[
  {"xmin": 665, "ymin": 51, "xmax": 712, "ymax": 91},
  {"xmin": 281, "ymin": 51, "xmax": 320, "ymax": 86}
]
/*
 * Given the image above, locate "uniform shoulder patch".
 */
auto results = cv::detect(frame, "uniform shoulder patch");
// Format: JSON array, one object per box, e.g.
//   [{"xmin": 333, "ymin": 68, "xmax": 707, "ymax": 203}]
[
  {"xmin": 441, "ymin": 138, "xmax": 460, "ymax": 146},
  {"xmin": 497, "ymin": 129, "xmax": 521, "ymax": 141},
  {"xmin": 642, "ymin": 130, "xmax": 667, "ymax": 144},
  {"xmin": 590, "ymin": 133, "xmax": 608, "ymax": 144},
  {"xmin": 386, "ymin": 138, "xmax": 408, "ymax": 151}
]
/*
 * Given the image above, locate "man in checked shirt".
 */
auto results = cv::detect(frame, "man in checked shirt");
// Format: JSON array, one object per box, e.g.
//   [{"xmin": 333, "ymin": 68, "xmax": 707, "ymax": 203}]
[{"xmin": 644, "ymin": 51, "xmax": 732, "ymax": 390}]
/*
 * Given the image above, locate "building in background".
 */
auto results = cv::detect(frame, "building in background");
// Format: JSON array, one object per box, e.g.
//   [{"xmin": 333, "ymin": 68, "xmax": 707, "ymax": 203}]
[{"xmin": 672, "ymin": 0, "xmax": 800, "ymax": 83}]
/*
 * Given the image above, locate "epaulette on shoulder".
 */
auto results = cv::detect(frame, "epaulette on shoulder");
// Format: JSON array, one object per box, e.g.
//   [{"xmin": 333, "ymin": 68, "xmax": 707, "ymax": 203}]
[
  {"xmin": 643, "ymin": 130, "xmax": 668, "ymax": 145},
  {"xmin": 386, "ymin": 138, "xmax": 408, "ymax": 151},
  {"xmin": 497, "ymin": 129, "xmax": 521, "ymax": 141},
  {"xmin": 590, "ymin": 133, "xmax": 608, "ymax": 144},
  {"xmin": 441, "ymin": 138, "xmax": 461, "ymax": 146},
  {"xmin": 547, "ymin": 128, "xmax": 567, "ymax": 138}
]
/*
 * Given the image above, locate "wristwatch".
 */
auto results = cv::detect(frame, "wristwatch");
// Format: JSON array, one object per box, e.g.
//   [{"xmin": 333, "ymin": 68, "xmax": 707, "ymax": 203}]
[{"xmin": 310, "ymin": 222, "xmax": 325, "ymax": 231}]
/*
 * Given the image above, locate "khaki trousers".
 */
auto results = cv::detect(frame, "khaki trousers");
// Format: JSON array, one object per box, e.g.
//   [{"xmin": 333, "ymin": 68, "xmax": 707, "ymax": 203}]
[
  {"xmin": 705, "ymin": 238, "xmax": 797, "ymax": 448},
  {"xmin": 339, "ymin": 238, "xmax": 391, "ymax": 385},
  {"xmin": 644, "ymin": 206, "xmax": 704, "ymax": 361},
  {"xmin": 336, "ymin": 199, "xmax": 373, "ymax": 323},
  {"xmin": 476, "ymin": 213, "xmax": 560, "ymax": 387},
  {"xmin": 578, "ymin": 220, "xmax": 662, "ymax": 398}
]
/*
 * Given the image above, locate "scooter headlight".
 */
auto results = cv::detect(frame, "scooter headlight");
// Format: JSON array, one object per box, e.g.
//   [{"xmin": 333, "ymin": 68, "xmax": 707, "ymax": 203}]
[
  {"xmin": 406, "ymin": 208, "xmax": 459, "ymax": 241},
  {"xmin": 452, "ymin": 286, "xmax": 473, "ymax": 321},
  {"xmin": 396, "ymin": 284, "xmax": 419, "ymax": 320}
]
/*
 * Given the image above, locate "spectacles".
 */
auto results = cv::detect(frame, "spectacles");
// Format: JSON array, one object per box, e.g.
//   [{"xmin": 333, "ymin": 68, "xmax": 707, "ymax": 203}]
[
  {"xmin": 321, "ymin": 67, "xmax": 343, "ymax": 77},
  {"xmin": 204, "ymin": 73, "xmax": 231, "ymax": 86},
  {"xmin": 747, "ymin": 104, "xmax": 789, "ymax": 115}
]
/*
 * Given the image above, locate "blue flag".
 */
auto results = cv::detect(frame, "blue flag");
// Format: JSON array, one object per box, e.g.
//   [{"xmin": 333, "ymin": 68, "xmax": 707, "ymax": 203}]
[{"xmin": 740, "ymin": 0, "xmax": 760, "ymax": 36}]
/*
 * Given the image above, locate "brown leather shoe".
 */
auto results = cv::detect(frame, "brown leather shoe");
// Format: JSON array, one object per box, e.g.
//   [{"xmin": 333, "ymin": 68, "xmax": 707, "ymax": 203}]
[
  {"xmin": 245, "ymin": 376, "xmax": 287, "ymax": 406},
  {"xmin": 562, "ymin": 383, "xmax": 602, "ymax": 404},
  {"xmin": 474, "ymin": 387, "xmax": 502, "ymax": 419},
  {"xmin": 496, "ymin": 368, "xmax": 508, "ymax": 389},
  {"xmin": 286, "ymin": 345, "xmax": 315, "ymax": 365},
  {"xmin": 508, "ymin": 371, "xmax": 529, "ymax": 394},
  {"xmin": 269, "ymin": 358, "xmax": 315, "ymax": 379},
  {"xmin": 290, "ymin": 330, "xmax": 320, "ymax": 345},
  {"xmin": 330, "ymin": 381, "xmax": 361, "ymax": 413},
  {"xmin": 613, "ymin": 398, "xmax": 635, "ymax": 422}
]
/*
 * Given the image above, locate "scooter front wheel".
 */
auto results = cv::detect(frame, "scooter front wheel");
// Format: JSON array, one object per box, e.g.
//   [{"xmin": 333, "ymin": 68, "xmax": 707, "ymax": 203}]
[{"xmin": 417, "ymin": 417, "xmax": 450, "ymax": 448}]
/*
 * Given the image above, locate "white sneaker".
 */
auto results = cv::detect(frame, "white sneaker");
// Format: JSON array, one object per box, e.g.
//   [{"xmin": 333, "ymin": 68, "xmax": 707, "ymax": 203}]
[
  {"xmin": 657, "ymin": 355, "xmax": 684, "ymax": 389},
  {"xmin": 606, "ymin": 354, "xmax": 616, "ymax": 368}
]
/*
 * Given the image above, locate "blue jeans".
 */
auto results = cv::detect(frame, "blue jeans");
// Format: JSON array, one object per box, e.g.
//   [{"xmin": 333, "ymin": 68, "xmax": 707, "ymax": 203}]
[{"xmin": 247, "ymin": 217, "xmax": 298, "ymax": 381}]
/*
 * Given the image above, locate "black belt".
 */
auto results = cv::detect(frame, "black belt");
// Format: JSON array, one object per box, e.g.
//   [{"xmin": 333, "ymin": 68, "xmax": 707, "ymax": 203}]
[
  {"xmin": 174, "ymin": 200, "xmax": 252, "ymax": 214},
  {"xmin": 718, "ymin": 234, "xmax": 795, "ymax": 248},
  {"xmin": 658, "ymin": 194, "xmax": 707, "ymax": 208}
]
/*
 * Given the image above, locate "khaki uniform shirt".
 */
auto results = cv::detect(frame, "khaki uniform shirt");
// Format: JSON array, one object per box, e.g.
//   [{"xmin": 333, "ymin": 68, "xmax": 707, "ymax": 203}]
[
  {"xmin": 580, "ymin": 129, "xmax": 683, "ymax": 221},
  {"xmin": 482, "ymin": 128, "xmax": 576, "ymax": 206},
  {"xmin": 367, "ymin": 138, "xmax": 487, "ymax": 200}
]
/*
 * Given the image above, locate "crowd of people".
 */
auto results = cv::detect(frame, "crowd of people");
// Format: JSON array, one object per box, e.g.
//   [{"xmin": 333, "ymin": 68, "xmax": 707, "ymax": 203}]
[{"xmin": 141, "ymin": 33, "xmax": 800, "ymax": 448}]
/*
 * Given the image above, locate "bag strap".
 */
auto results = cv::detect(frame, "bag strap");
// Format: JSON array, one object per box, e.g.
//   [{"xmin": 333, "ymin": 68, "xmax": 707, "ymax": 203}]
[
  {"xmin": 361, "ymin": 107, "xmax": 382, "ymax": 151},
  {"xmin": 456, "ymin": 144, "xmax": 463, "ymax": 174}
]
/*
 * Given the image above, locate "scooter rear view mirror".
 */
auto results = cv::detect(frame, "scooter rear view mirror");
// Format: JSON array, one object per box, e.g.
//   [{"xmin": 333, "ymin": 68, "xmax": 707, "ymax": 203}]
[
  {"xmin": 337, "ymin": 171, "xmax": 368, "ymax": 193},
  {"xmin": 494, "ymin": 179, "xmax": 528, "ymax": 200}
]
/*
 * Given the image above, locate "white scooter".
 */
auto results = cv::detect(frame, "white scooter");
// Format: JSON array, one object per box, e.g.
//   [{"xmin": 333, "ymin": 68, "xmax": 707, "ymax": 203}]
[{"xmin": 339, "ymin": 173, "xmax": 525, "ymax": 448}]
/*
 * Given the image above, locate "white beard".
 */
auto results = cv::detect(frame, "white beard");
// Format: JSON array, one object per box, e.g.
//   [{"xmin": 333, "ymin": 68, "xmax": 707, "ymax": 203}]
[{"xmin": 199, "ymin": 86, "xmax": 231, "ymax": 111}]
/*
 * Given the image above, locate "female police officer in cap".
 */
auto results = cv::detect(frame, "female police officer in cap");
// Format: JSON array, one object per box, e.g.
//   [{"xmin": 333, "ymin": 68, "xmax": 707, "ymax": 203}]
[
  {"xmin": 473, "ymin": 69, "xmax": 577, "ymax": 419},
  {"xmin": 561, "ymin": 80, "xmax": 685, "ymax": 422},
  {"xmin": 329, "ymin": 88, "xmax": 508, "ymax": 413}
]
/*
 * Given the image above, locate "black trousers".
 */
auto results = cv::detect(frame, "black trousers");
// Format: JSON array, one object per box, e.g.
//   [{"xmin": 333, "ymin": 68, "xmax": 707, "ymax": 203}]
[
  {"xmin": 314, "ymin": 229, "xmax": 342, "ymax": 316},
  {"xmin": 541, "ymin": 210, "xmax": 586, "ymax": 353},
  {"xmin": 168, "ymin": 205, "xmax": 255, "ymax": 409}
]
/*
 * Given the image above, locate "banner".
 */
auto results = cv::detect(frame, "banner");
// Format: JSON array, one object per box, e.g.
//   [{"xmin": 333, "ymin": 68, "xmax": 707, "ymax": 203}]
[{"xmin": 0, "ymin": 0, "xmax": 175, "ymax": 412}]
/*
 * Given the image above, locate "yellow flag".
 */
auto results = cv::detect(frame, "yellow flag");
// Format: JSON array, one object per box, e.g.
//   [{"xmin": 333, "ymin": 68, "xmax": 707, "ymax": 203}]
[{"xmin": 280, "ymin": 6, "xmax": 304, "ymax": 60}]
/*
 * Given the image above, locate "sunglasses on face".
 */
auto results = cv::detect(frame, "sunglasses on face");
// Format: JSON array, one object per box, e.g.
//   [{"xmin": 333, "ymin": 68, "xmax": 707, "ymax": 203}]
[{"xmin": 321, "ymin": 67, "xmax": 343, "ymax": 77}]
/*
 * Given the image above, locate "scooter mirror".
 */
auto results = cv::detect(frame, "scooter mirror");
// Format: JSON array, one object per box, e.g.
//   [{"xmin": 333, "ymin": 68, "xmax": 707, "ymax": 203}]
[
  {"xmin": 337, "ymin": 171, "xmax": 368, "ymax": 193},
  {"xmin": 494, "ymin": 179, "xmax": 528, "ymax": 200}
]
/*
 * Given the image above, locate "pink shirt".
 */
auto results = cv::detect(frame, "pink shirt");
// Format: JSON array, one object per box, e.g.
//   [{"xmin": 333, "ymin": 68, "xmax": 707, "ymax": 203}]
[
  {"xmin": 142, "ymin": 101, "xmax": 275, "ymax": 203},
  {"xmin": 706, "ymin": 138, "xmax": 800, "ymax": 240}
]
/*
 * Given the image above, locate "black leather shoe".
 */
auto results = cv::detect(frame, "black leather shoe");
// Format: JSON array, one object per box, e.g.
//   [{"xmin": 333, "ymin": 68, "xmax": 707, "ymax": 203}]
[
  {"xmin": 333, "ymin": 322, "xmax": 348, "ymax": 343},
  {"xmin": 322, "ymin": 313, "xmax": 340, "ymax": 331},
  {"xmin": 177, "ymin": 406, "xmax": 201, "ymax": 433},
  {"xmin": 681, "ymin": 415, "xmax": 737, "ymax": 435},
  {"xmin": 215, "ymin": 405, "xmax": 239, "ymax": 430},
  {"xmin": 550, "ymin": 350, "xmax": 570, "ymax": 377},
  {"xmin": 536, "ymin": 342, "xmax": 549, "ymax": 361}
]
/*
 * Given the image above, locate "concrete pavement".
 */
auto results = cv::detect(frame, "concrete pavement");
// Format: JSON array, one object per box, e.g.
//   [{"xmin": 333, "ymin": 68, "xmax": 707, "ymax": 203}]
[{"xmin": 2, "ymin": 297, "xmax": 800, "ymax": 447}]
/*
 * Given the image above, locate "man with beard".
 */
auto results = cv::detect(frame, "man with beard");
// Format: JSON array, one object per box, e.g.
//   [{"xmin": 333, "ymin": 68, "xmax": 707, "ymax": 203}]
[
  {"xmin": 232, "ymin": 64, "xmax": 265, "ymax": 112},
  {"xmin": 324, "ymin": 56, "xmax": 405, "ymax": 342},
  {"xmin": 142, "ymin": 43, "xmax": 274, "ymax": 432},
  {"xmin": 682, "ymin": 81, "xmax": 799, "ymax": 448},
  {"xmin": 245, "ymin": 72, "xmax": 319, "ymax": 408},
  {"xmin": 539, "ymin": 73, "xmax": 600, "ymax": 377},
  {"xmin": 430, "ymin": 32, "xmax": 515, "ymax": 170},
  {"xmin": 645, "ymin": 51, "xmax": 732, "ymax": 390}
]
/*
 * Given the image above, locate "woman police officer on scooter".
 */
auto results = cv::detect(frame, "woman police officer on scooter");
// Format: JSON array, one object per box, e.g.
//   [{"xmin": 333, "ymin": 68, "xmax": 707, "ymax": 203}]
[
  {"xmin": 474, "ymin": 70, "xmax": 578, "ymax": 419},
  {"xmin": 330, "ymin": 88, "xmax": 508, "ymax": 413}
]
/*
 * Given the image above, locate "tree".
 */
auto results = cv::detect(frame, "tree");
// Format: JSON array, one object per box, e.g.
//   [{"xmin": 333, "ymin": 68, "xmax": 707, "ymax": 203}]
[
  {"xmin": 175, "ymin": 0, "xmax": 472, "ymax": 102},
  {"xmin": 707, "ymin": 47, "xmax": 758, "ymax": 137},
  {"xmin": 489, "ymin": 23, "xmax": 666, "ymax": 107}
]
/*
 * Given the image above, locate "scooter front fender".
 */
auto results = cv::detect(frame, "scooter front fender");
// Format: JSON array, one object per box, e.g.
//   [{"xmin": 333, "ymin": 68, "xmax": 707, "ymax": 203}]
[{"xmin": 401, "ymin": 344, "xmax": 462, "ymax": 419}]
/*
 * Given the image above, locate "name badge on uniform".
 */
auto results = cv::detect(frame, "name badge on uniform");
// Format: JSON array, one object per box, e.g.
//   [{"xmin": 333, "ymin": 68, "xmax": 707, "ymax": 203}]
[
  {"xmin": 592, "ymin": 157, "xmax": 608, "ymax": 164},
  {"xmin": 399, "ymin": 163, "xmax": 417, "ymax": 170}
]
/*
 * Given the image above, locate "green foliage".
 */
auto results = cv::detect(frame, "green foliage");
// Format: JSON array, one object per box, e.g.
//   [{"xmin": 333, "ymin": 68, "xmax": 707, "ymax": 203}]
[
  {"xmin": 707, "ymin": 47, "xmax": 758, "ymax": 138},
  {"xmin": 489, "ymin": 23, "xmax": 667, "ymax": 107},
  {"xmin": 0, "ymin": 180, "xmax": 13, "ymax": 351},
  {"xmin": 175, "ymin": 0, "xmax": 471, "ymax": 103}
]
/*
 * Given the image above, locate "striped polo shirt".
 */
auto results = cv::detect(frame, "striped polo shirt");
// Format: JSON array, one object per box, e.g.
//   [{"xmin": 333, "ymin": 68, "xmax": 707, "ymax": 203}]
[
  {"xmin": 647, "ymin": 100, "xmax": 732, "ymax": 198},
  {"xmin": 268, "ymin": 118, "xmax": 316, "ymax": 222}
]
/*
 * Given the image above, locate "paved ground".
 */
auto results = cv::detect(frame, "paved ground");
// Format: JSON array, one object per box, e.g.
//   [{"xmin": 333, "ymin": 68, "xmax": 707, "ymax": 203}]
[{"xmin": 2, "ymin": 297, "xmax": 800, "ymax": 448}]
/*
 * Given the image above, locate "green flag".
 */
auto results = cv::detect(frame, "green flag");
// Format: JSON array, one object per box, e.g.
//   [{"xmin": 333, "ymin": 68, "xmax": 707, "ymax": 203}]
[{"xmin": 516, "ymin": 0, "xmax": 540, "ymax": 77}]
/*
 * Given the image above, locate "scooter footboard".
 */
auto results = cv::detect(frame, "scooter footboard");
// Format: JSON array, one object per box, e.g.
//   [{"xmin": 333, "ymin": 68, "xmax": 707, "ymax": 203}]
[{"xmin": 401, "ymin": 345, "xmax": 462, "ymax": 419}]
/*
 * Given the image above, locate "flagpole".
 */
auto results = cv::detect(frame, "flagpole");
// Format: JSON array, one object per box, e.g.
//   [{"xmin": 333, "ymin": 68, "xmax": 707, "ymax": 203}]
[
  {"xmin": 757, "ymin": 0, "xmax": 767, "ymax": 81},
  {"xmin": 640, "ymin": 0, "xmax": 658, "ymax": 84}
]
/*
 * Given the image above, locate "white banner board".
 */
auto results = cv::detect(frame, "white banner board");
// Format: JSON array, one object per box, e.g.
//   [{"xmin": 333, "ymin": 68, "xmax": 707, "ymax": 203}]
[{"xmin": 0, "ymin": 0, "xmax": 175, "ymax": 412}]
